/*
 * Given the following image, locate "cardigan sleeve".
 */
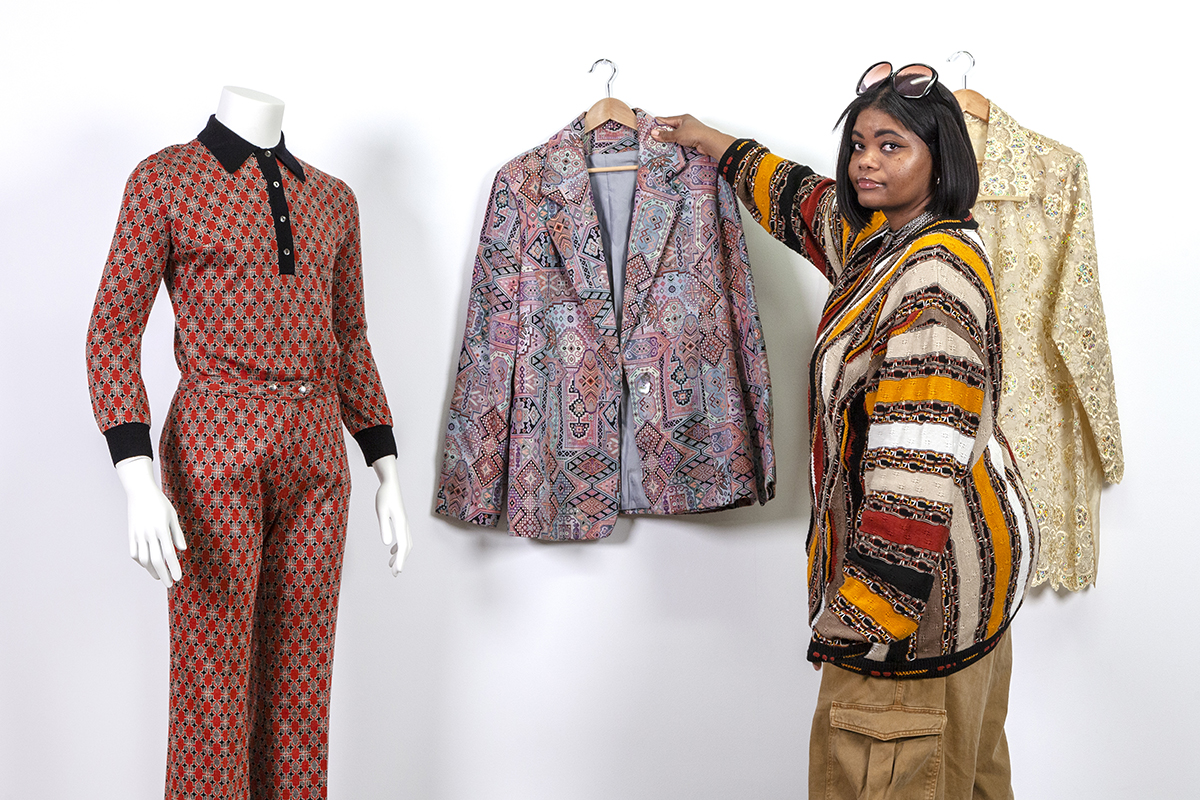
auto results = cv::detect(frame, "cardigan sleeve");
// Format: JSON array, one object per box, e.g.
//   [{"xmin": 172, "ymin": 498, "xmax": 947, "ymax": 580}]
[
  {"xmin": 328, "ymin": 185, "xmax": 397, "ymax": 466},
  {"xmin": 86, "ymin": 158, "xmax": 172, "ymax": 465},
  {"xmin": 434, "ymin": 169, "xmax": 523, "ymax": 526},
  {"xmin": 819, "ymin": 241, "xmax": 1002, "ymax": 650},
  {"xmin": 717, "ymin": 138, "xmax": 845, "ymax": 282}
]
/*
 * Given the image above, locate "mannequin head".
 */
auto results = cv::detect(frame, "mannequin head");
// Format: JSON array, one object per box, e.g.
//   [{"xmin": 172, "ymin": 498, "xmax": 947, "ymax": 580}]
[{"xmin": 215, "ymin": 86, "xmax": 285, "ymax": 148}]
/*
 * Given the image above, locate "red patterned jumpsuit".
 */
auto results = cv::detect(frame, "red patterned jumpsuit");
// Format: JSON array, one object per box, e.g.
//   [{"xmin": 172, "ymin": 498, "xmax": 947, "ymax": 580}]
[{"xmin": 86, "ymin": 116, "xmax": 395, "ymax": 800}]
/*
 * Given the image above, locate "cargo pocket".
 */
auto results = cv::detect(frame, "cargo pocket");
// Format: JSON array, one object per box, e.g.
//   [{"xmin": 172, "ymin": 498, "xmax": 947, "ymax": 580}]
[{"xmin": 826, "ymin": 701, "xmax": 946, "ymax": 800}]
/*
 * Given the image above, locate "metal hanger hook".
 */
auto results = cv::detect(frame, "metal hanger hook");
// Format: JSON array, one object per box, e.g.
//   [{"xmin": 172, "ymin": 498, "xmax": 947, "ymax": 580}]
[
  {"xmin": 946, "ymin": 50, "xmax": 975, "ymax": 90},
  {"xmin": 589, "ymin": 58, "xmax": 618, "ymax": 98}
]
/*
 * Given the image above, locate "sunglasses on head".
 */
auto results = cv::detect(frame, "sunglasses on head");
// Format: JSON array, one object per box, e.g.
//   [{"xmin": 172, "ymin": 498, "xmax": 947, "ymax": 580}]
[{"xmin": 857, "ymin": 61, "xmax": 939, "ymax": 99}]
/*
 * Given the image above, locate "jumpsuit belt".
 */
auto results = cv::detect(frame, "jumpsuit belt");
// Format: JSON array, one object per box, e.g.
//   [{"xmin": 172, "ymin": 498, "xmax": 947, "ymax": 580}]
[{"xmin": 179, "ymin": 375, "xmax": 336, "ymax": 401}]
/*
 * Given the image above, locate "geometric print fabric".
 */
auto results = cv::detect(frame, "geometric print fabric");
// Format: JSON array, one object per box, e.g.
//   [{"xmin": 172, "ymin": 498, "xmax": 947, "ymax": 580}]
[
  {"xmin": 86, "ymin": 120, "xmax": 398, "ymax": 798},
  {"xmin": 436, "ymin": 112, "xmax": 776, "ymax": 540},
  {"xmin": 160, "ymin": 380, "xmax": 350, "ymax": 800},
  {"xmin": 86, "ymin": 117, "xmax": 395, "ymax": 465}
]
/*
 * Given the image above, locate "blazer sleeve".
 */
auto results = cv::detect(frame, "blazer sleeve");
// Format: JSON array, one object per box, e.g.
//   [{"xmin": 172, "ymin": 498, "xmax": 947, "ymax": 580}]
[
  {"xmin": 718, "ymin": 139, "xmax": 844, "ymax": 282},
  {"xmin": 329, "ymin": 185, "xmax": 397, "ymax": 466},
  {"xmin": 86, "ymin": 158, "xmax": 172, "ymax": 465},
  {"xmin": 435, "ymin": 169, "xmax": 523, "ymax": 526},
  {"xmin": 715, "ymin": 173, "xmax": 776, "ymax": 500},
  {"xmin": 823, "ymin": 247, "xmax": 999, "ymax": 647},
  {"xmin": 1049, "ymin": 155, "xmax": 1124, "ymax": 483}
]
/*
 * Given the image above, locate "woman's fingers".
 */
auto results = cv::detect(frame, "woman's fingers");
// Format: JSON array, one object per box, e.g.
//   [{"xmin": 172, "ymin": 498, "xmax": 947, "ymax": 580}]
[
  {"xmin": 650, "ymin": 115, "xmax": 734, "ymax": 159},
  {"xmin": 651, "ymin": 115, "xmax": 691, "ymax": 143}
]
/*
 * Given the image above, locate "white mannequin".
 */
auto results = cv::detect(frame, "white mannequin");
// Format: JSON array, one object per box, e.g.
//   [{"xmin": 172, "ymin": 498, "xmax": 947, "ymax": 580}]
[
  {"xmin": 114, "ymin": 86, "xmax": 411, "ymax": 588},
  {"xmin": 216, "ymin": 86, "xmax": 285, "ymax": 148}
]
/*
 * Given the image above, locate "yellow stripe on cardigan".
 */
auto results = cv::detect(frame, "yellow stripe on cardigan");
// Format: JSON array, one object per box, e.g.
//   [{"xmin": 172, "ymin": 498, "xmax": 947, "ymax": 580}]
[
  {"xmin": 806, "ymin": 510, "xmax": 837, "ymax": 586},
  {"xmin": 972, "ymin": 457, "xmax": 1013, "ymax": 637},
  {"xmin": 869, "ymin": 376, "xmax": 986, "ymax": 415},
  {"xmin": 846, "ymin": 211, "xmax": 889, "ymax": 255},
  {"xmin": 839, "ymin": 574, "xmax": 920, "ymax": 640},
  {"xmin": 807, "ymin": 511, "xmax": 822, "ymax": 583},
  {"xmin": 824, "ymin": 221, "xmax": 930, "ymax": 344},
  {"xmin": 856, "ymin": 308, "xmax": 923, "ymax": 400},
  {"xmin": 752, "ymin": 153, "xmax": 786, "ymax": 230},
  {"xmin": 824, "ymin": 228, "xmax": 991, "ymax": 348},
  {"xmin": 917, "ymin": 232, "xmax": 998, "ymax": 315},
  {"xmin": 843, "ymin": 302, "xmax": 886, "ymax": 366},
  {"xmin": 825, "ymin": 257, "xmax": 905, "ymax": 344}
]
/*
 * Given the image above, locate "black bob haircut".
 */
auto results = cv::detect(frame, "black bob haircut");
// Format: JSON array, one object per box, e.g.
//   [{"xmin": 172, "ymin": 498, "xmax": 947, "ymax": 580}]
[{"xmin": 834, "ymin": 79, "xmax": 979, "ymax": 230}]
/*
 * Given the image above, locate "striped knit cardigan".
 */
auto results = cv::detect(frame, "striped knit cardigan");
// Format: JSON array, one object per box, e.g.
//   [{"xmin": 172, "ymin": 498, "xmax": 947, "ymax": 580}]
[{"xmin": 721, "ymin": 140, "xmax": 1039, "ymax": 678}]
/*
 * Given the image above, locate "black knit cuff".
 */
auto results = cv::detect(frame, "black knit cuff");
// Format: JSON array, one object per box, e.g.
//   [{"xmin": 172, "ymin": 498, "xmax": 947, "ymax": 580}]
[
  {"xmin": 718, "ymin": 138, "xmax": 761, "ymax": 184},
  {"xmin": 353, "ymin": 424, "xmax": 397, "ymax": 466},
  {"xmin": 103, "ymin": 422, "xmax": 153, "ymax": 465}
]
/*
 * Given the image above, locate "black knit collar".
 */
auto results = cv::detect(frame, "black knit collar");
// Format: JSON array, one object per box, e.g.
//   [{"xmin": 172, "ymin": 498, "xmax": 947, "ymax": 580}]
[
  {"xmin": 197, "ymin": 115, "xmax": 306, "ymax": 181},
  {"xmin": 923, "ymin": 214, "xmax": 978, "ymax": 233}
]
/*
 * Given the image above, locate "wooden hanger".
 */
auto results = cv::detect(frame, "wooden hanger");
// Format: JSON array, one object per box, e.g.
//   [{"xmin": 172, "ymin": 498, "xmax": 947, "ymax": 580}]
[
  {"xmin": 585, "ymin": 97, "xmax": 638, "ymax": 135},
  {"xmin": 584, "ymin": 59, "xmax": 638, "ymax": 173},
  {"xmin": 954, "ymin": 89, "xmax": 990, "ymax": 122},
  {"xmin": 948, "ymin": 51, "xmax": 990, "ymax": 121}
]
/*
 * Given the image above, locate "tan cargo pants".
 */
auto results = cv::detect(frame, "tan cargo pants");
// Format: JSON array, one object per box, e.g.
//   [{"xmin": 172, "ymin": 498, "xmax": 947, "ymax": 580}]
[{"xmin": 809, "ymin": 633, "xmax": 1013, "ymax": 800}]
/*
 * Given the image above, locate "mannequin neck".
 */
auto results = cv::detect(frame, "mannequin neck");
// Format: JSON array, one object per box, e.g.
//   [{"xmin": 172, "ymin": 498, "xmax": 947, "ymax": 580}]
[{"xmin": 215, "ymin": 86, "xmax": 284, "ymax": 148}]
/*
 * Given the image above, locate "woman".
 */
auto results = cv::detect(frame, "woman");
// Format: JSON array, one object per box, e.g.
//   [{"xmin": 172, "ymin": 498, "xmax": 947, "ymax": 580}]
[{"xmin": 654, "ymin": 63, "xmax": 1038, "ymax": 799}]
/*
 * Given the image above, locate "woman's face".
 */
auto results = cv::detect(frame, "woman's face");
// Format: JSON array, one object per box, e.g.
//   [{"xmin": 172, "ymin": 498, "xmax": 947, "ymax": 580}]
[{"xmin": 849, "ymin": 106, "xmax": 935, "ymax": 230}]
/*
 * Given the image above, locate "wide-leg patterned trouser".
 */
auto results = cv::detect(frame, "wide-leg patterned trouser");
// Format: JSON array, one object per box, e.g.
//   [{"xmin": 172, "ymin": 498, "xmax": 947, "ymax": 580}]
[{"xmin": 159, "ymin": 377, "xmax": 351, "ymax": 800}]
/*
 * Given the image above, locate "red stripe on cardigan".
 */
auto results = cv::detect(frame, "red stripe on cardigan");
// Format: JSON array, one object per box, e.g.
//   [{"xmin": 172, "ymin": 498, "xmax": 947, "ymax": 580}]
[
  {"xmin": 859, "ymin": 509, "xmax": 950, "ymax": 552},
  {"xmin": 800, "ymin": 178, "xmax": 836, "ymax": 272}
]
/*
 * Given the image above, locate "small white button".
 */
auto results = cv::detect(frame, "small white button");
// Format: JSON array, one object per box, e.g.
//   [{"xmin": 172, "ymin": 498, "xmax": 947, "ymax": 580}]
[
  {"xmin": 268, "ymin": 383, "xmax": 279, "ymax": 390},
  {"xmin": 279, "ymin": 215, "xmax": 287, "ymax": 222},
  {"xmin": 283, "ymin": 249, "xmax": 291, "ymax": 255},
  {"xmin": 264, "ymin": 150, "xmax": 272, "ymax": 157},
  {"xmin": 273, "ymin": 181, "xmax": 280, "ymax": 187},
  {"xmin": 299, "ymin": 384, "xmax": 309, "ymax": 394},
  {"xmin": 637, "ymin": 376, "xmax": 652, "ymax": 395}
]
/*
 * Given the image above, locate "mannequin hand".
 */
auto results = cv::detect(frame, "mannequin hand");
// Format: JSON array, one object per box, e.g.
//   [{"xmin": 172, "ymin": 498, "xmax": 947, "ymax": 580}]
[
  {"xmin": 115, "ymin": 456, "xmax": 186, "ymax": 587},
  {"xmin": 651, "ymin": 115, "xmax": 738, "ymax": 160},
  {"xmin": 372, "ymin": 455, "xmax": 412, "ymax": 576}
]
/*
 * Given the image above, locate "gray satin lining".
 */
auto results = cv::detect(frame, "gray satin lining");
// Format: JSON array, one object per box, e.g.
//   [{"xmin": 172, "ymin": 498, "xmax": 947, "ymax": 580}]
[{"xmin": 587, "ymin": 150, "xmax": 649, "ymax": 511}]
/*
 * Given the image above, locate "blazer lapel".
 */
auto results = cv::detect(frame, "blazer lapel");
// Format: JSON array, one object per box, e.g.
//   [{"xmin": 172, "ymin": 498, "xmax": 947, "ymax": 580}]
[
  {"xmin": 541, "ymin": 116, "xmax": 620, "ymax": 351},
  {"xmin": 620, "ymin": 110, "xmax": 685, "ymax": 342}
]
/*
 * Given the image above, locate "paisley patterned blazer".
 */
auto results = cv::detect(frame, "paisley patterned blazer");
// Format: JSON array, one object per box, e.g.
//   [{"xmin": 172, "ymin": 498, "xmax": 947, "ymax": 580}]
[{"xmin": 436, "ymin": 111, "xmax": 774, "ymax": 540}]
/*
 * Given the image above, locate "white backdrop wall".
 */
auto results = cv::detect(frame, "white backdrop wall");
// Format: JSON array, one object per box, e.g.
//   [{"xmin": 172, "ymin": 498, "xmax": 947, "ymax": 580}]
[{"xmin": 1, "ymin": 2, "xmax": 1195, "ymax": 798}]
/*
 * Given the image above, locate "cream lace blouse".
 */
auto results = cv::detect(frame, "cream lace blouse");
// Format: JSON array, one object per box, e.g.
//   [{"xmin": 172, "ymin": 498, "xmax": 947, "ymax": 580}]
[{"xmin": 965, "ymin": 104, "xmax": 1124, "ymax": 590}]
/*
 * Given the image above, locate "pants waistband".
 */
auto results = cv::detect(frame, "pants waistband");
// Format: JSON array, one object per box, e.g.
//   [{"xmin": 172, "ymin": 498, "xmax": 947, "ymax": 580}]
[{"xmin": 181, "ymin": 376, "xmax": 335, "ymax": 400}]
